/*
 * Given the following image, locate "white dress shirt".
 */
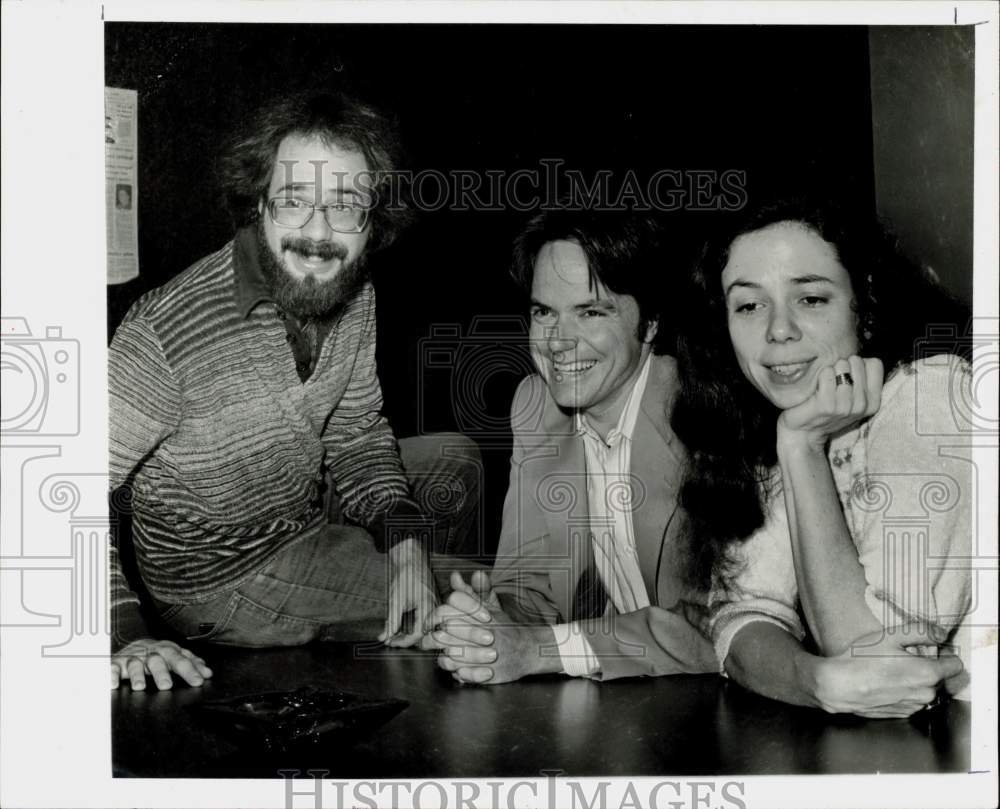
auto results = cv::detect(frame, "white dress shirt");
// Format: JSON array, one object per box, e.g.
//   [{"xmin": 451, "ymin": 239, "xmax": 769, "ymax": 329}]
[{"xmin": 556, "ymin": 353, "xmax": 654, "ymax": 676}]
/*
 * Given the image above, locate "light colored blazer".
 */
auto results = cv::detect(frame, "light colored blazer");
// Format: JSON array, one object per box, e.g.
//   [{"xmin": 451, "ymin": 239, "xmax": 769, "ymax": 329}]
[{"xmin": 491, "ymin": 354, "xmax": 718, "ymax": 679}]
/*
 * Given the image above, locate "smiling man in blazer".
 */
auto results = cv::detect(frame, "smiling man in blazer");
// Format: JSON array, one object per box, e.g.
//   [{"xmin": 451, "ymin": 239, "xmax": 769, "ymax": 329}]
[{"xmin": 422, "ymin": 208, "xmax": 717, "ymax": 683}]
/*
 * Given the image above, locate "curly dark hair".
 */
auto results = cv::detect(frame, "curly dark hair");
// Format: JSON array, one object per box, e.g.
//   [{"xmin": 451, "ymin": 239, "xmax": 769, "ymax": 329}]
[
  {"xmin": 218, "ymin": 89, "xmax": 413, "ymax": 251},
  {"xmin": 671, "ymin": 197, "xmax": 972, "ymax": 591},
  {"xmin": 511, "ymin": 206, "xmax": 673, "ymax": 351}
]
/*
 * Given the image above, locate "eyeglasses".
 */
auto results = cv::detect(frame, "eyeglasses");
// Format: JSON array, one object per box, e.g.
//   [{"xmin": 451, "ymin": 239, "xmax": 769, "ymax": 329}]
[{"xmin": 265, "ymin": 197, "xmax": 370, "ymax": 233}]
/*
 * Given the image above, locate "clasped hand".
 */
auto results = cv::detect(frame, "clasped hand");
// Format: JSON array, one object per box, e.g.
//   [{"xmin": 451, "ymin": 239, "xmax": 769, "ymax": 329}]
[
  {"xmin": 421, "ymin": 571, "xmax": 548, "ymax": 684},
  {"xmin": 778, "ymin": 355, "xmax": 884, "ymax": 450}
]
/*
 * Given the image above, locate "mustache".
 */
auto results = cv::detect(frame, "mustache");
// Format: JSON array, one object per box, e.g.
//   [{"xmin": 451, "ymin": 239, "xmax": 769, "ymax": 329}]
[{"xmin": 280, "ymin": 237, "xmax": 348, "ymax": 262}]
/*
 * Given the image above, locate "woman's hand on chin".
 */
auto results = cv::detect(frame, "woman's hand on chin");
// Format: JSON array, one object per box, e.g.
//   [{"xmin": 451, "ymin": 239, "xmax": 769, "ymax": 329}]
[{"xmin": 777, "ymin": 355, "xmax": 884, "ymax": 452}]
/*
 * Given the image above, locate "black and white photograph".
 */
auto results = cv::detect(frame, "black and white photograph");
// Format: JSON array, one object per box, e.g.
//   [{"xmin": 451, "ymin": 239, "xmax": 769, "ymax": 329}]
[{"xmin": 1, "ymin": 2, "xmax": 997, "ymax": 809}]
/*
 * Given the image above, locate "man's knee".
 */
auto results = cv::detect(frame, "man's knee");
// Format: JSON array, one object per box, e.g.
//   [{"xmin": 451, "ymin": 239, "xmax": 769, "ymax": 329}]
[
  {"xmin": 431, "ymin": 432, "xmax": 483, "ymax": 502},
  {"xmin": 399, "ymin": 432, "xmax": 482, "ymax": 469},
  {"xmin": 429, "ymin": 432, "xmax": 482, "ymax": 464}
]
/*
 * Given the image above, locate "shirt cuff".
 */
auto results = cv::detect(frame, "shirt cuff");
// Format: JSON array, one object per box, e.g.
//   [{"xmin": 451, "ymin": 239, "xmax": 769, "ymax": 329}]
[{"xmin": 552, "ymin": 621, "xmax": 601, "ymax": 677}]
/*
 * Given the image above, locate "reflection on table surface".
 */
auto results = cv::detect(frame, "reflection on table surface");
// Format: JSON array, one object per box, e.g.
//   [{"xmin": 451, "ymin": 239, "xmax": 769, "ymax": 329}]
[{"xmin": 112, "ymin": 642, "xmax": 970, "ymax": 778}]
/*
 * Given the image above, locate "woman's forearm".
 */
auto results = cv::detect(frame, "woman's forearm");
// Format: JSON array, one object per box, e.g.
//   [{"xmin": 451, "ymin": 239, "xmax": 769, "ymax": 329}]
[
  {"xmin": 724, "ymin": 621, "xmax": 821, "ymax": 708},
  {"xmin": 777, "ymin": 437, "xmax": 882, "ymax": 655},
  {"xmin": 725, "ymin": 620, "xmax": 962, "ymax": 718}
]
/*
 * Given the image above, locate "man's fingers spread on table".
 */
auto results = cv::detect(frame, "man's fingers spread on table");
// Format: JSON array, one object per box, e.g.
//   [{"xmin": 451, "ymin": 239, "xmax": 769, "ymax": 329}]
[
  {"xmin": 170, "ymin": 655, "xmax": 206, "ymax": 687},
  {"xmin": 178, "ymin": 647, "xmax": 207, "ymax": 665},
  {"xmin": 126, "ymin": 658, "xmax": 147, "ymax": 691},
  {"xmin": 111, "ymin": 664, "xmax": 121, "ymax": 690},
  {"xmin": 145, "ymin": 653, "xmax": 174, "ymax": 690}
]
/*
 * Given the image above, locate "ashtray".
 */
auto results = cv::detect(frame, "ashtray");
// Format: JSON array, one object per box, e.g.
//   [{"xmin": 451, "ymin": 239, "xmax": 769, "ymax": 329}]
[{"xmin": 191, "ymin": 685, "xmax": 408, "ymax": 750}]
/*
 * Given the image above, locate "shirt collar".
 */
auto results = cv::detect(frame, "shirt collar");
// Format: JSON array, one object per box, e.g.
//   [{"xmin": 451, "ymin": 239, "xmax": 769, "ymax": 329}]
[
  {"xmin": 575, "ymin": 352, "xmax": 654, "ymax": 446},
  {"xmin": 232, "ymin": 224, "xmax": 274, "ymax": 318}
]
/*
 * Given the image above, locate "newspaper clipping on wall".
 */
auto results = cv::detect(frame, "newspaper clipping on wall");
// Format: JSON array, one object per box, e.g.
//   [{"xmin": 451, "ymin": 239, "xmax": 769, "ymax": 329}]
[{"xmin": 105, "ymin": 86, "xmax": 138, "ymax": 284}]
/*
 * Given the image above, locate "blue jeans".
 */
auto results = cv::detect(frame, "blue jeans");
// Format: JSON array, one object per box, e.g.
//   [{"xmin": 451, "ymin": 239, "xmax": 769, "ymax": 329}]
[{"xmin": 157, "ymin": 433, "xmax": 482, "ymax": 647}]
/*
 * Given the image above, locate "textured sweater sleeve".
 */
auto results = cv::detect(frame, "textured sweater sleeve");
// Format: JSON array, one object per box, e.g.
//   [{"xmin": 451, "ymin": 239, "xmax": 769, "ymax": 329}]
[
  {"xmin": 709, "ymin": 486, "xmax": 806, "ymax": 671},
  {"xmin": 321, "ymin": 294, "xmax": 423, "ymax": 548},
  {"xmin": 108, "ymin": 317, "xmax": 183, "ymax": 649}
]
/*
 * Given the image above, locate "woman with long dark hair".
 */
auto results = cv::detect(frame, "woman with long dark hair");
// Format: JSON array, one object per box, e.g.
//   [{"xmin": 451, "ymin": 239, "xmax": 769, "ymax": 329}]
[{"xmin": 672, "ymin": 198, "xmax": 973, "ymax": 718}]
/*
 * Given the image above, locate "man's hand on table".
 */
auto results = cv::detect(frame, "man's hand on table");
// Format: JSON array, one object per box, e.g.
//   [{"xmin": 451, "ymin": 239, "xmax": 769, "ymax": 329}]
[
  {"xmin": 379, "ymin": 536, "xmax": 439, "ymax": 647},
  {"xmin": 111, "ymin": 638, "xmax": 213, "ymax": 691},
  {"xmin": 807, "ymin": 624, "xmax": 966, "ymax": 718},
  {"xmin": 422, "ymin": 571, "xmax": 562, "ymax": 684}
]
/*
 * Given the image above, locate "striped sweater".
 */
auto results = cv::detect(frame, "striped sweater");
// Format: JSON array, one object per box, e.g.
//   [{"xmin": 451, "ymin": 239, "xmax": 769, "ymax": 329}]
[{"xmin": 109, "ymin": 232, "xmax": 420, "ymax": 646}]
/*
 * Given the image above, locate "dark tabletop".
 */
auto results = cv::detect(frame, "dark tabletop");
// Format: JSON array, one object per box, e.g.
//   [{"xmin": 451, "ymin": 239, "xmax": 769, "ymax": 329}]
[{"xmin": 112, "ymin": 642, "xmax": 970, "ymax": 779}]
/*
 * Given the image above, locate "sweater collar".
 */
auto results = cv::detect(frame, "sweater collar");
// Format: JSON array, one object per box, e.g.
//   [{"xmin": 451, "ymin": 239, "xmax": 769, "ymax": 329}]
[{"xmin": 232, "ymin": 224, "xmax": 274, "ymax": 318}]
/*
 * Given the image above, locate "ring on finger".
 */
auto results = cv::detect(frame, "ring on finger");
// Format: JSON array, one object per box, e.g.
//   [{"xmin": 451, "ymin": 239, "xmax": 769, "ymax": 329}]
[{"xmin": 834, "ymin": 372, "xmax": 854, "ymax": 386}]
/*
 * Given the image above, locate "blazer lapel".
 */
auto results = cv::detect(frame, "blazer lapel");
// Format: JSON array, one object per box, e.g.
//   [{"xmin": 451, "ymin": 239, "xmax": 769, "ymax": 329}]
[
  {"xmin": 521, "ymin": 394, "xmax": 595, "ymax": 623},
  {"xmin": 540, "ymin": 430, "xmax": 594, "ymax": 619},
  {"xmin": 631, "ymin": 356, "xmax": 687, "ymax": 608}
]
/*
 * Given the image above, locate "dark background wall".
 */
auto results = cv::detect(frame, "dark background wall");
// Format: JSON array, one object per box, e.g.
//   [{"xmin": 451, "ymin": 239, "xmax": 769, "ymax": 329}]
[
  {"xmin": 105, "ymin": 23, "xmax": 973, "ymax": 545},
  {"xmin": 870, "ymin": 25, "xmax": 975, "ymax": 307}
]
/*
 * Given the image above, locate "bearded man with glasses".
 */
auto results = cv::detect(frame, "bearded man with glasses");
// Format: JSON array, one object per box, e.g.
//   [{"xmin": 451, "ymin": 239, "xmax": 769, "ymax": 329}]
[{"xmin": 108, "ymin": 90, "xmax": 480, "ymax": 691}]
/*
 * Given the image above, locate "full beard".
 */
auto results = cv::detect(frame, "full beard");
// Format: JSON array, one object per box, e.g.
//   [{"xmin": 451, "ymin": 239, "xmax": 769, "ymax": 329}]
[{"xmin": 255, "ymin": 220, "xmax": 369, "ymax": 320}]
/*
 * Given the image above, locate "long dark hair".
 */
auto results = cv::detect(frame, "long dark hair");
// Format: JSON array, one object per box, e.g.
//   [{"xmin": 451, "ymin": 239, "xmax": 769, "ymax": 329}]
[
  {"xmin": 672, "ymin": 197, "xmax": 972, "ymax": 591},
  {"xmin": 218, "ymin": 89, "xmax": 413, "ymax": 251}
]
